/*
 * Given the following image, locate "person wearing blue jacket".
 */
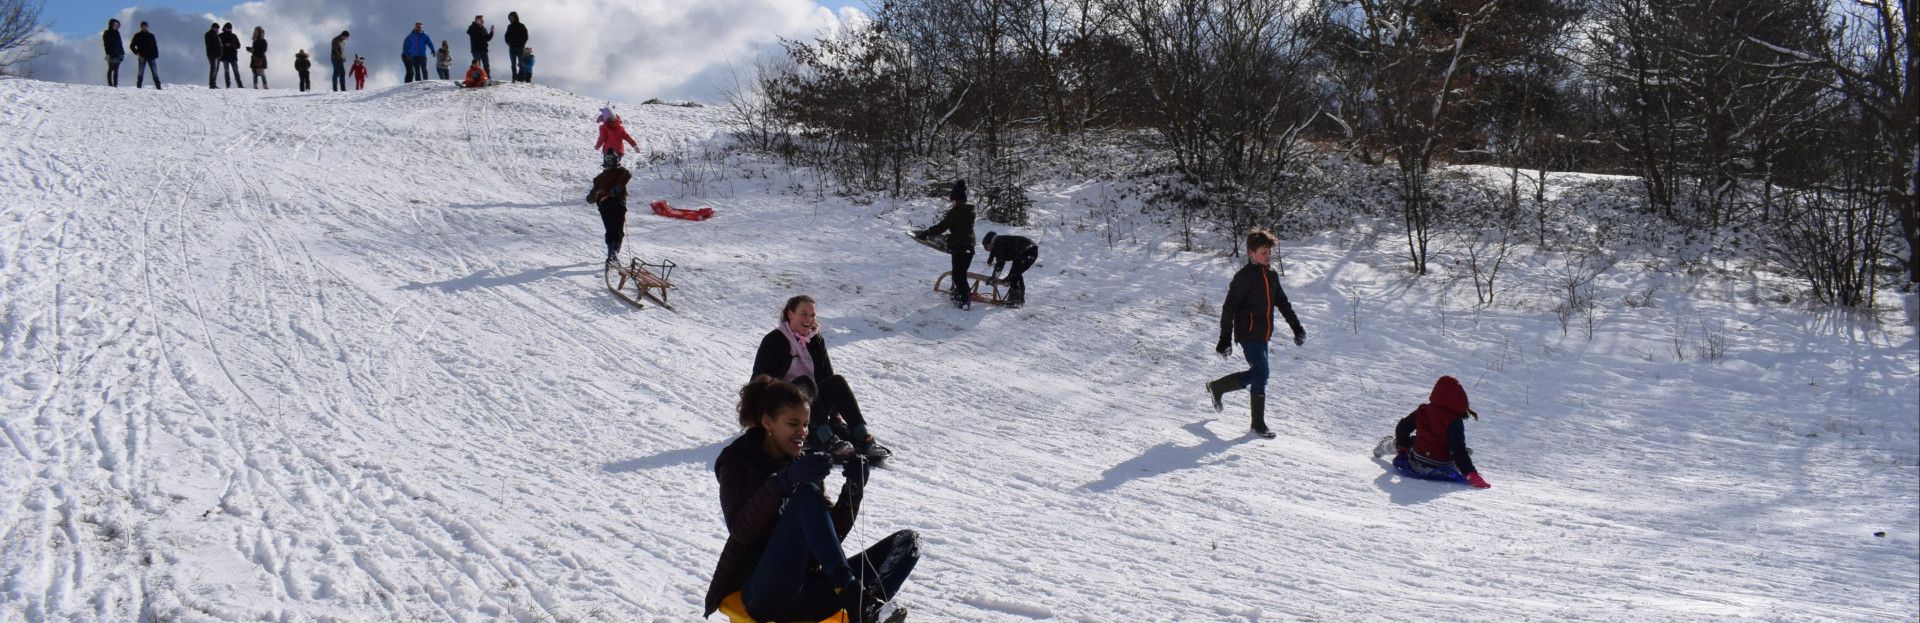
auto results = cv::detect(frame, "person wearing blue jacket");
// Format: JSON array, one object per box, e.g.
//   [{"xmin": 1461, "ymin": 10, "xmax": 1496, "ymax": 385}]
[
  {"xmin": 517, "ymin": 47, "xmax": 534, "ymax": 82},
  {"xmin": 102, "ymin": 19, "xmax": 124, "ymax": 87},
  {"xmin": 402, "ymin": 22, "xmax": 434, "ymax": 83}
]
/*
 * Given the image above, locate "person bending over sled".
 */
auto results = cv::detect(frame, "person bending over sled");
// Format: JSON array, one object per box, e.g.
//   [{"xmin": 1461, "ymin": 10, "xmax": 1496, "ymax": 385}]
[
  {"xmin": 912, "ymin": 180, "xmax": 976, "ymax": 309},
  {"xmin": 752, "ymin": 296, "xmax": 893, "ymax": 463},
  {"xmin": 705, "ymin": 376, "xmax": 918, "ymax": 623},
  {"xmin": 1389, "ymin": 375, "xmax": 1491, "ymax": 489},
  {"xmin": 981, "ymin": 231, "xmax": 1037, "ymax": 308},
  {"xmin": 586, "ymin": 160, "xmax": 632, "ymax": 264},
  {"xmin": 1205, "ymin": 229, "xmax": 1305, "ymax": 439}
]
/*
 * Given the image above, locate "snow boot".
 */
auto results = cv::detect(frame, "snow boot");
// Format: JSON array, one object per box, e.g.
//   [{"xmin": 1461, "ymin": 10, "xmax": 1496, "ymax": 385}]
[
  {"xmin": 836, "ymin": 580, "xmax": 888, "ymax": 623},
  {"xmin": 1250, "ymin": 394, "xmax": 1275, "ymax": 439},
  {"xmin": 1206, "ymin": 372, "xmax": 1244, "ymax": 412}
]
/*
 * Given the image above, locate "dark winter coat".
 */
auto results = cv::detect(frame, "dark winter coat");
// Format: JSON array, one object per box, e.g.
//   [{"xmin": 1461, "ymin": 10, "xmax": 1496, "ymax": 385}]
[
  {"xmin": 103, "ymin": 28, "xmax": 124, "ymax": 58},
  {"xmin": 220, "ymin": 31, "xmax": 241, "ymax": 62},
  {"xmin": 1219, "ymin": 261, "xmax": 1304, "ymax": 345},
  {"xmin": 203, "ymin": 29, "xmax": 220, "ymax": 59},
  {"xmin": 330, "ymin": 34, "xmax": 348, "ymax": 62},
  {"xmin": 467, "ymin": 22, "xmax": 493, "ymax": 53},
  {"xmin": 919, "ymin": 203, "xmax": 975, "ymax": 255},
  {"xmin": 703, "ymin": 427, "xmax": 858, "ymax": 616},
  {"xmin": 587, "ymin": 167, "xmax": 632, "ymax": 208},
  {"xmin": 504, "ymin": 22, "xmax": 528, "ymax": 48},
  {"xmin": 751, "ymin": 327, "xmax": 835, "ymax": 385},
  {"xmin": 129, "ymin": 31, "xmax": 158, "ymax": 59},
  {"xmin": 248, "ymin": 38, "xmax": 268, "ymax": 69},
  {"xmin": 985, "ymin": 234, "xmax": 1038, "ymax": 272},
  {"xmin": 294, "ymin": 53, "xmax": 311, "ymax": 72}
]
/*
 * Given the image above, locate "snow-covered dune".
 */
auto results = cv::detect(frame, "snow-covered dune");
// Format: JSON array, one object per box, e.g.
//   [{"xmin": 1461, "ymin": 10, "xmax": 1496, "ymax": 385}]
[{"xmin": 2, "ymin": 77, "xmax": 1915, "ymax": 622}]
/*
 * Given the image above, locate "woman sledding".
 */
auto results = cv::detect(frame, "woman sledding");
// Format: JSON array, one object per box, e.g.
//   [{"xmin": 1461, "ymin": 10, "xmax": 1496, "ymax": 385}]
[
  {"xmin": 751, "ymin": 295, "xmax": 893, "ymax": 463},
  {"xmin": 703, "ymin": 376, "xmax": 919, "ymax": 623}
]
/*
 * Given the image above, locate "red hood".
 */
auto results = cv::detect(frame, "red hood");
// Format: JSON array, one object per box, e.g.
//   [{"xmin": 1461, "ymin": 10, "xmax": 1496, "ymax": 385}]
[{"xmin": 1428, "ymin": 375, "xmax": 1469, "ymax": 416}]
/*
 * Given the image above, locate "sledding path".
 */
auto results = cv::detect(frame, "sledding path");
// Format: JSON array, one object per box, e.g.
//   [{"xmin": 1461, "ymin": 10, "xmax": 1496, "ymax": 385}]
[{"xmin": 1, "ymin": 78, "xmax": 1915, "ymax": 622}]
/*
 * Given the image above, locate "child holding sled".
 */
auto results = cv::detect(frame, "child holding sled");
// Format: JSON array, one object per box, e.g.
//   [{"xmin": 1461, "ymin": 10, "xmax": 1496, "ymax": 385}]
[{"xmin": 912, "ymin": 180, "xmax": 976, "ymax": 309}]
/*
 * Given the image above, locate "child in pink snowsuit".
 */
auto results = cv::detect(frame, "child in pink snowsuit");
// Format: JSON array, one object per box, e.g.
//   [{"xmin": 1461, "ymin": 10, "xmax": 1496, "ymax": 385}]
[{"xmin": 595, "ymin": 115, "xmax": 638, "ymax": 168}]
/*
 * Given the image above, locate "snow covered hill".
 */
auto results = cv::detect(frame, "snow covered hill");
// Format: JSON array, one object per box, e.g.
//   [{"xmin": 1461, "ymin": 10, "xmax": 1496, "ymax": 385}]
[{"xmin": 2, "ymin": 77, "xmax": 1915, "ymax": 622}]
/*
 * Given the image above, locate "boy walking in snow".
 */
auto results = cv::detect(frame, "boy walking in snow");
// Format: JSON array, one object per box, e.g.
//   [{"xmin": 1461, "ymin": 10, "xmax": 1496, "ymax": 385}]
[
  {"xmin": 913, "ymin": 180, "xmax": 976, "ymax": 309},
  {"xmin": 1205, "ymin": 229, "xmax": 1305, "ymax": 439},
  {"xmin": 981, "ymin": 231, "xmax": 1038, "ymax": 308},
  {"xmin": 587, "ymin": 161, "xmax": 633, "ymax": 264}
]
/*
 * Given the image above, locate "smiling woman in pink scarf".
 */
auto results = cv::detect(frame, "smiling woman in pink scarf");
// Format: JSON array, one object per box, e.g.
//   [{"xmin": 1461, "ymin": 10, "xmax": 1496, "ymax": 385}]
[{"xmin": 750, "ymin": 295, "xmax": 892, "ymax": 463}]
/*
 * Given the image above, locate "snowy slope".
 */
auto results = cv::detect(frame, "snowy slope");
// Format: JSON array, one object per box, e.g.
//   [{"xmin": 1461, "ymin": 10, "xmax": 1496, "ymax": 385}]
[{"xmin": 1, "ymin": 77, "xmax": 1916, "ymax": 622}]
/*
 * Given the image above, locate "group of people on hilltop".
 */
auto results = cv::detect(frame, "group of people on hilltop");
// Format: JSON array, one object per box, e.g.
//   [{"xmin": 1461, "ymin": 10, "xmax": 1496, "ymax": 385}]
[{"xmin": 98, "ymin": 12, "xmax": 535, "ymax": 92}]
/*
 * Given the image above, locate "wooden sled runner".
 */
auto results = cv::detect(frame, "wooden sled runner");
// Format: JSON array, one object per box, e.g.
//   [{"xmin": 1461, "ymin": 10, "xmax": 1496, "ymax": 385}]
[
  {"xmin": 933, "ymin": 271, "xmax": 1009, "ymax": 306},
  {"xmin": 604, "ymin": 257, "xmax": 677, "ymax": 310}
]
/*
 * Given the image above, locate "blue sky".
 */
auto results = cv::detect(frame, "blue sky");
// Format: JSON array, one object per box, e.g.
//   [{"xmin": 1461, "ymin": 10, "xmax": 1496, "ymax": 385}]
[
  {"xmin": 29, "ymin": 0, "xmax": 867, "ymax": 102},
  {"xmin": 41, "ymin": 0, "xmax": 867, "ymax": 37}
]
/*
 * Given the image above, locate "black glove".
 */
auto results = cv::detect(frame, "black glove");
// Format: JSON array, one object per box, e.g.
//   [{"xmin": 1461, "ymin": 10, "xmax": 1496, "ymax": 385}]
[
  {"xmin": 841, "ymin": 455, "xmax": 869, "ymax": 491},
  {"xmin": 774, "ymin": 452, "xmax": 833, "ymax": 491},
  {"xmin": 1293, "ymin": 329, "xmax": 1306, "ymax": 347},
  {"xmin": 1216, "ymin": 336, "xmax": 1232, "ymax": 357},
  {"xmin": 911, "ymin": 229, "xmax": 926, "ymax": 240}
]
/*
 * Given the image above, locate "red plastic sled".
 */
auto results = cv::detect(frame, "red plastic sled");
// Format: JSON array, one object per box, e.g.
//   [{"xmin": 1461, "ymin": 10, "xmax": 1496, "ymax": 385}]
[{"xmin": 650, "ymin": 200, "xmax": 714, "ymax": 221}]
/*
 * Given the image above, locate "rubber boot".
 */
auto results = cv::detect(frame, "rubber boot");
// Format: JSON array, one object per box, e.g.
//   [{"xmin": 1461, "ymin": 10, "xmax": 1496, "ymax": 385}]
[
  {"xmin": 1251, "ymin": 394, "xmax": 1275, "ymax": 439},
  {"xmin": 1206, "ymin": 372, "xmax": 1244, "ymax": 412}
]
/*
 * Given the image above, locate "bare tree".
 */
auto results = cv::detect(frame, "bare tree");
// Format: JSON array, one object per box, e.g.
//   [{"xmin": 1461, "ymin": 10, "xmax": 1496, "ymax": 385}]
[{"xmin": 0, "ymin": 0, "xmax": 45, "ymax": 76}]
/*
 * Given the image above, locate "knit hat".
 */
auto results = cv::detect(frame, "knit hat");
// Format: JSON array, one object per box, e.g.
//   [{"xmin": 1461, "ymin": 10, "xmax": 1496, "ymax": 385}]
[
  {"xmin": 950, "ymin": 180, "xmax": 968, "ymax": 204},
  {"xmin": 598, "ymin": 106, "xmax": 614, "ymax": 123},
  {"xmin": 981, "ymin": 231, "xmax": 997, "ymax": 248},
  {"xmin": 1427, "ymin": 376, "xmax": 1474, "ymax": 418}
]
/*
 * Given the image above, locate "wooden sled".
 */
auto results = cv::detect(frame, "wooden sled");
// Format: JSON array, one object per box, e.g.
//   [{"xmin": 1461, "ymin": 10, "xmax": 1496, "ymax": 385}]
[
  {"xmin": 933, "ymin": 271, "xmax": 1009, "ymax": 306},
  {"xmin": 604, "ymin": 257, "xmax": 678, "ymax": 311}
]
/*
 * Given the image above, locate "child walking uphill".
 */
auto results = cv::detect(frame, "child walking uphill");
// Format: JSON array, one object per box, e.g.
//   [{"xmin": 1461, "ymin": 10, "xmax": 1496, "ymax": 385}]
[
  {"xmin": 1205, "ymin": 229, "xmax": 1306, "ymax": 439},
  {"xmin": 704, "ymin": 377, "xmax": 918, "ymax": 623},
  {"xmin": 586, "ymin": 160, "xmax": 632, "ymax": 264},
  {"xmin": 595, "ymin": 113, "xmax": 638, "ymax": 168},
  {"xmin": 912, "ymin": 180, "xmax": 976, "ymax": 309},
  {"xmin": 1388, "ymin": 376, "xmax": 1492, "ymax": 488},
  {"xmin": 349, "ymin": 55, "xmax": 368, "ymax": 89}
]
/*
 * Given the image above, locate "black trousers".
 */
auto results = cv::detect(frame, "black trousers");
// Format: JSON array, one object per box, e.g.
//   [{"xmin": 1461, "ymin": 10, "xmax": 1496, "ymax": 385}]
[
  {"xmin": 508, "ymin": 47, "xmax": 525, "ymax": 82},
  {"xmin": 597, "ymin": 203, "xmax": 626, "ymax": 257},
  {"xmin": 107, "ymin": 57, "xmax": 121, "ymax": 86},
  {"xmin": 793, "ymin": 375, "xmax": 869, "ymax": 447},
  {"xmin": 949, "ymin": 249, "xmax": 975, "ymax": 302},
  {"xmin": 437, "ymin": 66, "xmax": 450, "ymax": 80},
  {"xmin": 1394, "ymin": 414, "xmax": 1477, "ymax": 474},
  {"xmin": 471, "ymin": 49, "xmax": 490, "ymax": 77},
  {"xmin": 332, "ymin": 59, "xmax": 346, "ymax": 91},
  {"xmin": 1001, "ymin": 248, "xmax": 1037, "ymax": 303},
  {"xmin": 206, "ymin": 57, "xmax": 218, "ymax": 87},
  {"xmin": 297, "ymin": 71, "xmax": 310, "ymax": 92}
]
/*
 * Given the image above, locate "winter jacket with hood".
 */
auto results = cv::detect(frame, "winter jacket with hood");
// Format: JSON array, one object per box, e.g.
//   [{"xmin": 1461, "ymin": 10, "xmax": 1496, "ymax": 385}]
[
  {"xmin": 466, "ymin": 22, "xmax": 493, "ymax": 53},
  {"xmin": 247, "ymin": 37, "xmax": 268, "ymax": 69},
  {"xmin": 920, "ymin": 202, "xmax": 975, "ymax": 255},
  {"xmin": 1219, "ymin": 260, "xmax": 1304, "ymax": 345},
  {"xmin": 1406, "ymin": 375, "xmax": 1476, "ymax": 472},
  {"xmin": 293, "ymin": 51, "xmax": 311, "ymax": 72},
  {"xmin": 129, "ymin": 31, "xmax": 158, "ymax": 59},
  {"xmin": 505, "ymin": 21, "xmax": 529, "ymax": 48},
  {"xmin": 103, "ymin": 27, "xmax": 124, "ymax": 58},
  {"xmin": 984, "ymin": 233, "xmax": 1037, "ymax": 271},
  {"xmin": 702, "ymin": 427, "xmax": 858, "ymax": 616},
  {"xmin": 587, "ymin": 166, "xmax": 632, "ymax": 208},
  {"xmin": 203, "ymin": 28, "xmax": 220, "ymax": 59}
]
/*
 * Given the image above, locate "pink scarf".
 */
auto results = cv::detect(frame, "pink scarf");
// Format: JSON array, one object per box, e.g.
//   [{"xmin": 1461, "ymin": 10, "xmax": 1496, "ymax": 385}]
[{"xmin": 776, "ymin": 321, "xmax": 816, "ymax": 383}]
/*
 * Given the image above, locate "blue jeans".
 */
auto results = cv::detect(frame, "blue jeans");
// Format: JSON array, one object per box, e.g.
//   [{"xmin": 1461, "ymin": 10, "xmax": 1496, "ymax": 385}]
[
  {"xmin": 741, "ymin": 486, "xmax": 919, "ymax": 620},
  {"xmin": 1239, "ymin": 341, "xmax": 1269, "ymax": 396},
  {"xmin": 136, "ymin": 58, "xmax": 160, "ymax": 88}
]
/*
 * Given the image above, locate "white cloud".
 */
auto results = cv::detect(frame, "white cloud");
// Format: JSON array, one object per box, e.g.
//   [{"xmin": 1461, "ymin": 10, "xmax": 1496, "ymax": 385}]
[{"xmin": 24, "ymin": 0, "xmax": 854, "ymax": 102}]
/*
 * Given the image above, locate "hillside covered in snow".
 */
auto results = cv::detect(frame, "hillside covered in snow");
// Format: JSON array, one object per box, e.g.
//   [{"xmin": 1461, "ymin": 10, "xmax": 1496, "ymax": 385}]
[{"xmin": 1, "ymin": 78, "xmax": 1916, "ymax": 622}]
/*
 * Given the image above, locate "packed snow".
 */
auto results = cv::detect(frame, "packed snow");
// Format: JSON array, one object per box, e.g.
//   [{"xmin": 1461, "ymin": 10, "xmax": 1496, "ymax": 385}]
[{"xmin": 1, "ymin": 77, "xmax": 1915, "ymax": 622}]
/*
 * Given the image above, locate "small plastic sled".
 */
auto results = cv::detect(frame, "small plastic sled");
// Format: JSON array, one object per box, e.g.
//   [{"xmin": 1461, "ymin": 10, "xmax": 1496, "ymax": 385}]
[
  {"xmin": 650, "ymin": 199, "xmax": 714, "ymax": 221},
  {"xmin": 604, "ymin": 257, "xmax": 677, "ymax": 311},
  {"xmin": 716, "ymin": 591, "xmax": 849, "ymax": 623}
]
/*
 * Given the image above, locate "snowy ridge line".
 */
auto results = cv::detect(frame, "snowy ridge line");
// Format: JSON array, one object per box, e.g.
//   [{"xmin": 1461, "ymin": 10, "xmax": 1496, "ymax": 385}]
[{"xmin": 0, "ymin": 78, "xmax": 1915, "ymax": 622}]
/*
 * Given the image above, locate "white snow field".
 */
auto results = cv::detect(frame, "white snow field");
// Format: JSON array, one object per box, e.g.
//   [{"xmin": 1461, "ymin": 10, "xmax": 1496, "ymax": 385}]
[{"xmin": 2, "ymin": 77, "xmax": 1916, "ymax": 622}]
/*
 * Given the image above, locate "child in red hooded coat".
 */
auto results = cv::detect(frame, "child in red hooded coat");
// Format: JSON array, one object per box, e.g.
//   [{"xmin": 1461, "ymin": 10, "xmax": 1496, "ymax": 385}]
[{"xmin": 1391, "ymin": 376, "xmax": 1491, "ymax": 489}]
